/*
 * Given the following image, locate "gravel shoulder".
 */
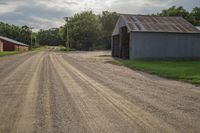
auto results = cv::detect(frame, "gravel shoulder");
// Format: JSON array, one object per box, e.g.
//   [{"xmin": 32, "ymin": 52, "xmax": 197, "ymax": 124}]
[{"xmin": 0, "ymin": 51, "xmax": 199, "ymax": 133}]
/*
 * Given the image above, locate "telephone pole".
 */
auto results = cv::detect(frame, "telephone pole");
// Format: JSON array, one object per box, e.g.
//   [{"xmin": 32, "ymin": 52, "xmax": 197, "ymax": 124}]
[
  {"xmin": 30, "ymin": 27, "xmax": 34, "ymax": 49},
  {"xmin": 64, "ymin": 17, "xmax": 70, "ymax": 49}
]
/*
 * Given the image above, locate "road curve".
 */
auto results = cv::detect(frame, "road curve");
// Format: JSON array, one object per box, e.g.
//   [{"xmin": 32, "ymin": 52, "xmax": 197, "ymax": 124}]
[{"xmin": 0, "ymin": 51, "xmax": 199, "ymax": 133}]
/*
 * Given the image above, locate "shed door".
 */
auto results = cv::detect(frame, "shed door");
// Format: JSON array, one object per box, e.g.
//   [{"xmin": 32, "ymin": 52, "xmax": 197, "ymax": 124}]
[
  {"xmin": 120, "ymin": 27, "xmax": 130, "ymax": 59},
  {"xmin": 112, "ymin": 35, "xmax": 120, "ymax": 57}
]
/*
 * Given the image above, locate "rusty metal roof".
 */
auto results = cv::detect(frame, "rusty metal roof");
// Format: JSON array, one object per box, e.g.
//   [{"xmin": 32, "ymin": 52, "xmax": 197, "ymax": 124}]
[{"xmin": 121, "ymin": 14, "xmax": 200, "ymax": 33}]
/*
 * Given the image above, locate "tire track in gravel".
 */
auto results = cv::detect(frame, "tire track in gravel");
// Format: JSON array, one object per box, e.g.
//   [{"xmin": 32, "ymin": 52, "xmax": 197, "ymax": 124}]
[
  {"xmin": 0, "ymin": 52, "xmax": 37, "ymax": 80},
  {"xmin": 0, "ymin": 52, "xmax": 45, "ymax": 133},
  {"xmin": 50, "ymin": 52, "xmax": 178, "ymax": 133},
  {"xmin": 60, "ymin": 52, "xmax": 200, "ymax": 133},
  {"xmin": 31, "ymin": 52, "xmax": 55, "ymax": 133},
  {"xmin": 15, "ymin": 52, "xmax": 46, "ymax": 133},
  {"xmin": 31, "ymin": 52, "xmax": 88, "ymax": 133},
  {"xmin": 0, "ymin": 51, "xmax": 88, "ymax": 133}
]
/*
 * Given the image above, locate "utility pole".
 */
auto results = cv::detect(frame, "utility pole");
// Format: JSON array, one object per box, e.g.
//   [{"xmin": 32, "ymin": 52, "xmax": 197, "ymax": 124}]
[
  {"xmin": 64, "ymin": 17, "xmax": 70, "ymax": 49},
  {"xmin": 30, "ymin": 27, "xmax": 34, "ymax": 50}
]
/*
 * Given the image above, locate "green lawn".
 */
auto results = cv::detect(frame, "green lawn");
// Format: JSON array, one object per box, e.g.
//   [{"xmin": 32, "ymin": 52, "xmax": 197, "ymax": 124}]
[
  {"xmin": 0, "ymin": 51, "xmax": 19, "ymax": 57},
  {"xmin": 113, "ymin": 59, "xmax": 200, "ymax": 85}
]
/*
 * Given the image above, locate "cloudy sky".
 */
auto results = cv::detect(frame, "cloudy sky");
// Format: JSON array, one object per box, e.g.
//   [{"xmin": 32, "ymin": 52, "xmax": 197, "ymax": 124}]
[{"xmin": 0, "ymin": 0, "xmax": 199, "ymax": 31}]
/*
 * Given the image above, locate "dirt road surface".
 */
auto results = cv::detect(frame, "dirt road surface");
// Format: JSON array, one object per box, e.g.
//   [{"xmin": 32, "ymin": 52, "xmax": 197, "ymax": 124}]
[{"xmin": 0, "ymin": 51, "xmax": 200, "ymax": 133}]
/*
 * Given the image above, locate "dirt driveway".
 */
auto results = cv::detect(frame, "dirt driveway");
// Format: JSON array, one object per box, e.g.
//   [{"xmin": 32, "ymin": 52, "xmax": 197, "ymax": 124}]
[{"xmin": 0, "ymin": 51, "xmax": 200, "ymax": 133}]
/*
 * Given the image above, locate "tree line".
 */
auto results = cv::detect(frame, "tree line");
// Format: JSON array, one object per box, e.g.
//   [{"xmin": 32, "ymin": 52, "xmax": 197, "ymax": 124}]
[
  {"xmin": 37, "ymin": 28, "xmax": 64, "ymax": 46},
  {"xmin": 36, "ymin": 11, "xmax": 119, "ymax": 50},
  {"xmin": 0, "ymin": 6, "xmax": 199, "ymax": 50},
  {"xmin": 156, "ymin": 6, "xmax": 200, "ymax": 26},
  {"xmin": 0, "ymin": 23, "xmax": 32, "ymax": 45}
]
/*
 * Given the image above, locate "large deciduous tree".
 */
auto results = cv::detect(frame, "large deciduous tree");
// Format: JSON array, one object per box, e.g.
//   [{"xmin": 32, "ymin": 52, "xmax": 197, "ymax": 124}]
[
  {"xmin": 99, "ymin": 11, "xmax": 119, "ymax": 49},
  {"xmin": 190, "ymin": 7, "xmax": 200, "ymax": 26},
  {"xmin": 67, "ymin": 11, "xmax": 101, "ymax": 50},
  {"xmin": 159, "ymin": 6, "xmax": 189, "ymax": 18}
]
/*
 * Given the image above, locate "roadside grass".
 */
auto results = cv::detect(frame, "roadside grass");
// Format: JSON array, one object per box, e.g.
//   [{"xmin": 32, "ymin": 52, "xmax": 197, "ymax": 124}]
[
  {"xmin": 31, "ymin": 46, "xmax": 46, "ymax": 51},
  {"xmin": 59, "ymin": 46, "xmax": 76, "ymax": 52},
  {"xmin": 99, "ymin": 55, "xmax": 111, "ymax": 57},
  {"xmin": 0, "ymin": 51, "xmax": 19, "ymax": 57},
  {"xmin": 112, "ymin": 59, "xmax": 200, "ymax": 85},
  {"xmin": 60, "ymin": 47, "xmax": 68, "ymax": 51},
  {"xmin": 0, "ymin": 46, "xmax": 45, "ymax": 57}
]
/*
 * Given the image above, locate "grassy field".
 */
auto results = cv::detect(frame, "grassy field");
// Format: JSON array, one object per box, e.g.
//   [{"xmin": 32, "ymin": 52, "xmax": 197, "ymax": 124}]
[
  {"xmin": 0, "ymin": 51, "xmax": 19, "ymax": 57},
  {"xmin": 113, "ymin": 59, "xmax": 200, "ymax": 85}
]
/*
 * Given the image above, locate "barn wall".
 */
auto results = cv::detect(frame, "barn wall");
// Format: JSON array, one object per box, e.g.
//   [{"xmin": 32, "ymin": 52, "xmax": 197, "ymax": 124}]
[
  {"xmin": 14, "ymin": 45, "xmax": 28, "ymax": 52},
  {"xmin": 2, "ymin": 40, "xmax": 15, "ymax": 51},
  {"xmin": 130, "ymin": 32, "xmax": 200, "ymax": 60},
  {"xmin": 0, "ymin": 39, "xmax": 28, "ymax": 52},
  {"xmin": 20, "ymin": 46, "xmax": 28, "ymax": 51},
  {"xmin": 0, "ymin": 40, "xmax": 3, "ymax": 52}
]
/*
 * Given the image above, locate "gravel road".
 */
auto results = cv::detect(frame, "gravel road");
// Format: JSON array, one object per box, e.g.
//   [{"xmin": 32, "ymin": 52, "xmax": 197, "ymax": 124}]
[{"xmin": 0, "ymin": 51, "xmax": 200, "ymax": 133}]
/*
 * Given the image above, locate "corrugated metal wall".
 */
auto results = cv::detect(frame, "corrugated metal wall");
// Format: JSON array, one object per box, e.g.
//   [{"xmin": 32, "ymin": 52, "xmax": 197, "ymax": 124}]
[{"xmin": 130, "ymin": 32, "xmax": 200, "ymax": 60}]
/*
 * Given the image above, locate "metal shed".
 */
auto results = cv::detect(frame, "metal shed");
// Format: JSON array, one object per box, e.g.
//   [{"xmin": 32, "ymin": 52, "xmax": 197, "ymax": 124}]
[
  {"xmin": 112, "ymin": 14, "xmax": 200, "ymax": 60},
  {"xmin": 0, "ymin": 36, "xmax": 29, "ymax": 52}
]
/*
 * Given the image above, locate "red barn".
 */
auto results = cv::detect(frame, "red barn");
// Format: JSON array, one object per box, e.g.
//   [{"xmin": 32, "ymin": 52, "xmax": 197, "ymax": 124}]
[{"xmin": 0, "ymin": 36, "xmax": 29, "ymax": 52}]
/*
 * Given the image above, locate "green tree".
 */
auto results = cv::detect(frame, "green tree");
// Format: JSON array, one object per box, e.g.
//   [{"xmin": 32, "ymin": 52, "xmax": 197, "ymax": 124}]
[
  {"xmin": 157, "ymin": 6, "xmax": 200, "ymax": 26},
  {"xmin": 37, "ymin": 28, "xmax": 64, "ymax": 46},
  {"xmin": 99, "ymin": 11, "xmax": 119, "ymax": 49},
  {"xmin": 20, "ymin": 25, "xmax": 31, "ymax": 44},
  {"xmin": 159, "ymin": 6, "xmax": 189, "ymax": 18},
  {"xmin": 67, "ymin": 11, "xmax": 101, "ymax": 50},
  {"xmin": 59, "ymin": 25, "xmax": 68, "ymax": 46},
  {"xmin": 190, "ymin": 7, "xmax": 200, "ymax": 26}
]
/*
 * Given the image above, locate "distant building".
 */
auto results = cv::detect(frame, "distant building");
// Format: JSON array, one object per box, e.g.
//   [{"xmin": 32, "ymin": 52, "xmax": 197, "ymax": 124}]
[
  {"xmin": 112, "ymin": 14, "xmax": 200, "ymax": 60},
  {"xmin": 0, "ymin": 36, "xmax": 29, "ymax": 52}
]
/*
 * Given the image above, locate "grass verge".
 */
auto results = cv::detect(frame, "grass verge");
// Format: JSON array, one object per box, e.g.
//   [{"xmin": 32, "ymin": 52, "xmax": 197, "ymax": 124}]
[
  {"xmin": 0, "ymin": 51, "xmax": 19, "ymax": 57},
  {"xmin": 31, "ymin": 46, "xmax": 46, "ymax": 51},
  {"xmin": 112, "ymin": 59, "xmax": 200, "ymax": 85},
  {"xmin": 59, "ymin": 46, "xmax": 76, "ymax": 52}
]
